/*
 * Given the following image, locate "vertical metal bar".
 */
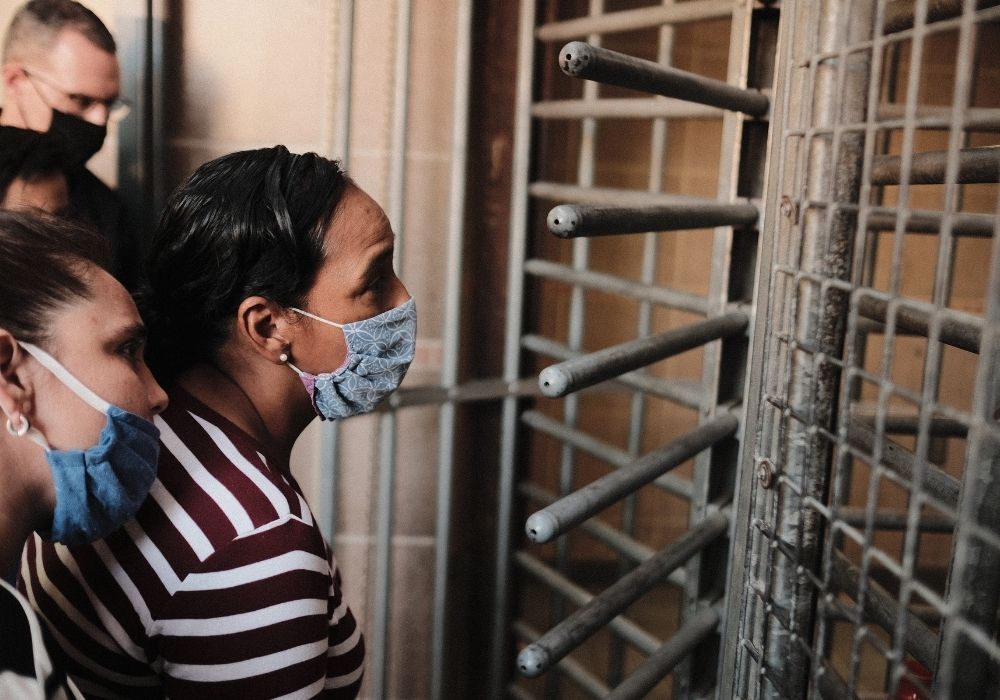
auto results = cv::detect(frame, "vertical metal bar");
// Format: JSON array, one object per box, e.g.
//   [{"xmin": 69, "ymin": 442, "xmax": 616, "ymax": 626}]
[
  {"xmin": 491, "ymin": 0, "xmax": 537, "ymax": 695},
  {"xmin": 720, "ymin": 1, "xmax": 815, "ymax": 695},
  {"xmin": 430, "ymin": 1, "xmax": 472, "ymax": 697},
  {"xmin": 371, "ymin": 411, "xmax": 397, "ymax": 700},
  {"xmin": 320, "ymin": 0, "xmax": 355, "ymax": 545},
  {"xmin": 545, "ymin": 4, "xmax": 603, "ymax": 696},
  {"xmin": 678, "ymin": 2, "xmax": 756, "ymax": 696},
  {"xmin": 371, "ymin": 3, "xmax": 411, "ymax": 695},
  {"xmin": 611, "ymin": 5, "xmax": 676, "ymax": 685}
]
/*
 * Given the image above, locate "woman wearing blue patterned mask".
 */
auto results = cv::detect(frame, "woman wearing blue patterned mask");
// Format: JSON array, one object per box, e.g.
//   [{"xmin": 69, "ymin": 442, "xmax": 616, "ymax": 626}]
[
  {"xmin": 24, "ymin": 146, "xmax": 412, "ymax": 699},
  {"xmin": 0, "ymin": 211, "xmax": 167, "ymax": 698}
]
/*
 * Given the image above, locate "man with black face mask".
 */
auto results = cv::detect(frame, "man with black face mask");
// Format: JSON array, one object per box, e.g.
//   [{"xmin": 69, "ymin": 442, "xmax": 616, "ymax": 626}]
[{"xmin": 1, "ymin": 0, "xmax": 137, "ymax": 288}]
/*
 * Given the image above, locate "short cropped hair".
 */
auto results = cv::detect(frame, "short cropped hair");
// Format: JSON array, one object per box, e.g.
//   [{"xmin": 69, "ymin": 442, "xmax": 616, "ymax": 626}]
[
  {"xmin": 0, "ymin": 210, "xmax": 109, "ymax": 347},
  {"xmin": 3, "ymin": 0, "xmax": 115, "ymax": 63}
]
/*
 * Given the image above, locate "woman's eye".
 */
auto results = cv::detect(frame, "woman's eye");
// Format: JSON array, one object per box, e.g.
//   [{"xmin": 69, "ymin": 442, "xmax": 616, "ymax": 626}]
[{"xmin": 118, "ymin": 340, "xmax": 142, "ymax": 361}]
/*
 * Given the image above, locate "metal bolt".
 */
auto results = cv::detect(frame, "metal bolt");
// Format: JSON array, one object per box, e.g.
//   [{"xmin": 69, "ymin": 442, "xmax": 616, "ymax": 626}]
[{"xmin": 758, "ymin": 460, "xmax": 775, "ymax": 489}]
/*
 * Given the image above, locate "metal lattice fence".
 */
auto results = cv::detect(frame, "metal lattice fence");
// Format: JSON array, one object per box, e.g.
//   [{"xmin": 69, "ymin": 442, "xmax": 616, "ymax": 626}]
[{"xmin": 723, "ymin": 1, "xmax": 1000, "ymax": 698}]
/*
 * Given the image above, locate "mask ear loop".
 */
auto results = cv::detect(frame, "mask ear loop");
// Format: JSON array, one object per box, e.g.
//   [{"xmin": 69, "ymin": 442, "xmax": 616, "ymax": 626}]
[{"xmin": 18, "ymin": 341, "xmax": 111, "ymax": 415}]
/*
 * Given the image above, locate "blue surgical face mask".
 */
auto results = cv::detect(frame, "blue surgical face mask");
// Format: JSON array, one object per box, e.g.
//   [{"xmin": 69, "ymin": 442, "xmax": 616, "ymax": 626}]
[
  {"xmin": 5, "ymin": 341, "xmax": 160, "ymax": 545},
  {"xmin": 285, "ymin": 297, "xmax": 417, "ymax": 420}
]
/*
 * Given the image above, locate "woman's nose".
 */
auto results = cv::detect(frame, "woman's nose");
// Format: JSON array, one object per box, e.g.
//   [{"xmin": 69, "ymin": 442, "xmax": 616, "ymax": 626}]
[{"xmin": 144, "ymin": 367, "xmax": 169, "ymax": 415}]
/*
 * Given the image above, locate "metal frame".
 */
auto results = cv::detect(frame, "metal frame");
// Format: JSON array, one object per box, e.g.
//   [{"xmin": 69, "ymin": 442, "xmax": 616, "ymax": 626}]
[
  {"xmin": 722, "ymin": 1, "xmax": 1000, "ymax": 698},
  {"xmin": 496, "ymin": 1, "xmax": 775, "ymax": 697}
]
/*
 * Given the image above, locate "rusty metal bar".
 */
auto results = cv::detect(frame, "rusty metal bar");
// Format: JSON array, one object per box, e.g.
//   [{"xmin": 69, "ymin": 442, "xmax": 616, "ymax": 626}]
[
  {"xmin": 517, "ymin": 512, "xmax": 728, "ymax": 678},
  {"xmin": 876, "ymin": 104, "xmax": 1000, "ymax": 131},
  {"xmin": 828, "ymin": 550, "xmax": 938, "ymax": 671},
  {"xmin": 525, "ymin": 414, "xmax": 739, "ymax": 544},
  {"xmin": 523, "ymin": 258, "xmax": 711, "ymax": 316},
  {"xmin": 538, "ymin": 311, "xmax": 749, "ymax": 398},
  {"xmin": 870, "ymin": 146, "xmax": 1000, "ymax": 186},
  {"xmin": 512, "ymin": 621, "xmax": 610, "ymax": 698},
  {"xmin": 530, "ymin": 181, "xmax": 711, "ymax": 207},
  {"xmin": 513, "ymin": 551, "xmax": 662, "ymax": 655},
  {"xmin": 523, "ymin": 334, "xmax": 705, "ymax": 410},
  {"xmin": 849, "ymin": 404, "xmax": 969, "ymax": 437},
  {"xmin": 866, "ymin": 208, "xmax": 997, "ymax": 238},
  {"xmin": 836, "ymin": 507, "xmax": 954, "ymax": 532},
  {"xmin": 547, "ymin": 202, "xmax": 759, "ymax": 238},
  {"xmin": 518, "ymin": 481, "xmax": 662, "ymax": 568},
  {"xmin": 532, "ymin": 97, "xmax": 723, "ymax": 120},
  {"xmin": 606, "ymin": 606, "xmax": 721, "ymax": 700},
  {"xmin": 536, "ymin": 0, "xmax": 733, "ymax": 42},
  {"xmin": 883, "ymin": 0, "xmax": 1000, "ymax": 34},
  {"xmin": 846, "ymin": 421, "xmax": 961, "ymax": 507},
  {"xmin": 856, "ymin": 295, "xmax": 982, "ymax": 354},
  {"xmin": 558, "ymin": 42, "xmax": 770, "ymax": 116},
  {"xmin": 520, "ymin": 409, "xmax": 694, "ymax": 502}
]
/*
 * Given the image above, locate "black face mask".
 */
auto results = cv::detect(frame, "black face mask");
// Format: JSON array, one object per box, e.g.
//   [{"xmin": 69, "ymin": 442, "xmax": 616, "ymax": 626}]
[{"xmin": 47, "ymin": 109, "xmax": 106, "ymax": 166}]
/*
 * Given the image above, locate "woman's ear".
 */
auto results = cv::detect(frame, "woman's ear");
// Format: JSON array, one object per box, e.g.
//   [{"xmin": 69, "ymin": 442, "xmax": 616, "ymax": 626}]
[
  {"xmin": 235, "ymin": 296, "xmax": 294, "ymax": 363},
  {"xmin": 0, "ymin": 329, "xmax": 32, "ymax": 425}
]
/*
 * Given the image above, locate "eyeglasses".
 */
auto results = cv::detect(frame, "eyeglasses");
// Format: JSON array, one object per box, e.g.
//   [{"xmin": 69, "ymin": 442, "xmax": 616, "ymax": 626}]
[{"xmin": 22, "ymin": 69, "xmax": 131, "ymax": 123}]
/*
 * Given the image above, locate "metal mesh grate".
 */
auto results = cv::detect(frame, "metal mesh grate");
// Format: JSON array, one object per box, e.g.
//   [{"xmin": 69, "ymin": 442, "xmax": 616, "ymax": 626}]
[{"xmin": 723, "ymin": 1, "xmax": 1000, "ymax": 698}]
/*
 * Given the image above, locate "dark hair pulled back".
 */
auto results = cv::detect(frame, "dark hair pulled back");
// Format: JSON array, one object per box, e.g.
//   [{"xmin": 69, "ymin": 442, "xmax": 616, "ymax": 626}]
[
  {"xmin": 0, "ymin": 210, "xmax": 109, "ymax": 347},
  {"xmin": 140, "ymin": 146, "xmax": 348, "ymax": 383}
]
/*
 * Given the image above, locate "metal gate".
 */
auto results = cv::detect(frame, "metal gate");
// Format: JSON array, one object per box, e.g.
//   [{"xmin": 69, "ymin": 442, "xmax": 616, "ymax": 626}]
[
  {"xmin": 496, "ymin": 1, "xmax": 1000, "ymax": 698},
  {"xmin": 494, "ymin": 1, "xmax": 775, "ymax": 697},
  {"xmin": 722, "ymin": 1, "xmax": 1000, "ymax": 698}
]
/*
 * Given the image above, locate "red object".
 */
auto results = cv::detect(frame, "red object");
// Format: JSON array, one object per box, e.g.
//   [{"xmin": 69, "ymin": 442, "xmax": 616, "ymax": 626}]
[{"xmin": 894, "ymin": 660, "xmax": 933, "ymax": 700}]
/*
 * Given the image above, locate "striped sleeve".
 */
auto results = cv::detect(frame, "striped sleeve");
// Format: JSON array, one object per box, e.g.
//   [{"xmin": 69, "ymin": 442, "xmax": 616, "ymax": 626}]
[{"xmin": 153, "ymin": 517, "xmax": 364, "ymax": 699}]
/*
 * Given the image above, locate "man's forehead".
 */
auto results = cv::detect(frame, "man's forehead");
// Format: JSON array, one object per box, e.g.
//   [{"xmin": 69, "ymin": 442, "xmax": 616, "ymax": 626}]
[{"xmin": 45, "ymin": 27, "xmax": 119, "ymax": 91}]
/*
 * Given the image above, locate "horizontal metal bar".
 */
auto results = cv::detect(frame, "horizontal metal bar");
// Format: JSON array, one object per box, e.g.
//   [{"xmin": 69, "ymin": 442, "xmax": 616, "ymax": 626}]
[
  {"xmin": 506, "ymin": 682, "xmax": 535, "ymax": 700},
  {"xmin": 512, "ymin": 621, "xmax": 610, "ymax": 698},
  {"xmin": 846, "ymin": 421, "xmax": 961, "ymax": 508},
  {"xmin": 386, "ymin": 376, "xmax": 539, "ymax": 409},
  {"xmin": 828, "ymin": 550, "xmax": 938, "ymax": 672},
  {"xmin": 606, "ymin": 606, "xmax": 720, "ymax": 700},
  {"xmin": 517, "ymin": 512, "xmax": 729, "ymax": 678},
  {"xmin": 876, "ymin": 103, "xmax": 1000, "ymax": 131},
  {"xmin": 849, "ymin": 404, "xmax": 969, "ymax": 437},
  {"xmin": 835, "ymin": 506, "xmax": 955, "ymax": 532},
  {"xmin": 866, "ymin": 208, "xmax": 997, "ymax": 238},
  {"xmin": 530, "ymin": 181, "xmax": 710, "ymax": 207},
  {"xmin": 883, "ymin": 0, "xmax": 1000, "ymax": 34},
  {"xmin": 524, "ymin": 258, "xmax": 710, "ymax": 315},
  {"xmin": 518, "ymin": 481, "xmax": 664, "ymax": 568},
  {"xmin": 522, "ymin": 334, "xmax": 704, "ymax": 410},
  {"xmin": 525, "ymin": 414, "xmax": 739, "ymax": 543},
  {"xmin": 532, "ymin": 97, "xmax": 723, "ymax": 120},
  {"xmin": 870, "ymin": 146, "xmax": 1000, "ymax": 186},
  {"xmin": 547, "ymin": 202, "xmax": 758, "ymax": 238},
  {"xmin": 559, "ymin": 42, "xmax": 769, "ymax": 116},
  {"xmin": 856, "ymin": 295, "xmax": 982, "ymax": 353},
  {"xmin": 538, "ymin": 312, "xmax": 749, "ymax": 397},
  {"xmin": 514, "ymin": 551, "xmax": 662, "ymax": 655},
  {"xmin": 521, "ymin": 410, "xmax": 694, "ymax": 501},
  {"xmin": 536, "ymin": 0, "xmax": 733, "ymax": 41}
]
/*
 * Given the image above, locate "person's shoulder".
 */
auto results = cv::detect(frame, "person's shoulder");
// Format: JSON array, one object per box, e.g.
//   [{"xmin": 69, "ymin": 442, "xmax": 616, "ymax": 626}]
[
  {"xmin": 0, "ymin": 580, "xmax": 84, "ymax": 699},
  {"xmin": 67, "ymin": 166, "xmax": 119, "ymax": 201}
]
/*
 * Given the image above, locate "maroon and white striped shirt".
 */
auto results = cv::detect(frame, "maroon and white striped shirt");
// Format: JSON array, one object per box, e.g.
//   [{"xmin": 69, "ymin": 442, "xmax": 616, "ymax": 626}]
[{"xmin": 19, "ymin": 388, "xmax": 364, "ymax": 699}]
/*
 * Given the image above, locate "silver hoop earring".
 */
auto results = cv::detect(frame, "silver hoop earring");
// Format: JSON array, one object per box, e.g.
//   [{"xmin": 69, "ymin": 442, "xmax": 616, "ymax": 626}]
[{"xmin": 6, "ymin": 414, "xmax": 30, "ymax": 437}]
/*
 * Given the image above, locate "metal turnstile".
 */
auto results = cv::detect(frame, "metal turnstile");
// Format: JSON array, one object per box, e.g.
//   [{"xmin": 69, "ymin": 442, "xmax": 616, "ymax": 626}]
[{"xmin": 496, "ymin": 1, "xmax": 1000, "ymax": 698}]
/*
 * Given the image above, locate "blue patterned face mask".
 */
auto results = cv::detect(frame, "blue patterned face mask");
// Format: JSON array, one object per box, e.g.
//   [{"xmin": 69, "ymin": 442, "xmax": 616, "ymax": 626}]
[{"xmin": 285, "ymin": 298, "xmax": 417, "ymax": 420}]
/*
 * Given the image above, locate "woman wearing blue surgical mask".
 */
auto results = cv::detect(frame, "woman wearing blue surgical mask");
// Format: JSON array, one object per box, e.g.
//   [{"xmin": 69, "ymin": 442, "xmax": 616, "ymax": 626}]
[
  {"xmin": 23, "ymin": 146, "xmax": 413, "ymax": 699},
  {"xmin": 0, "ymin": 211, "xmax": 167, "ymax": 698}
]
